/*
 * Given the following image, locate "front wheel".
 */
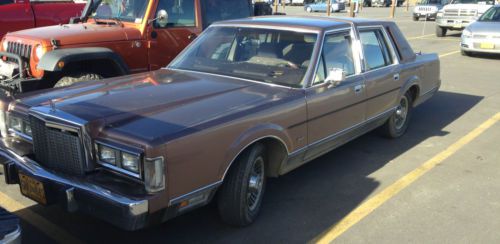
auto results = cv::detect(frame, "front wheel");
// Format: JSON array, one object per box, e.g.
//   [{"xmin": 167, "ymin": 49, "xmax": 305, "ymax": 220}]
[
  {"xmin": 54, "ymin": 73, "xmax": 102, "ymax": 88},
  {"xmin": 217, "ymin": 143, "xmax": 267, "ymax": 226},
  {"xmin": 380, "ymin": 92, "xmax": 413, "ymax": 138},
  {"xmin": 413, "ymin": 15, "xmax": 419, "ymax": 21},
  {"xmin": 436, "ymin": 26, "xmax": 447, "ymax": 37},
  {"xmin": 306, "ymin": 6, "xmax": 312, "ymax": 12}
]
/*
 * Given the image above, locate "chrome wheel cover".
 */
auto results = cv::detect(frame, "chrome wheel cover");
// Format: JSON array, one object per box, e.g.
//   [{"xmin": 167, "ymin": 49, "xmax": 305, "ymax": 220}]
[
  {"xmin": 247, "ymin": 157, "xmax": 264, "ymax": 211},
  {"xmin": 394, "ymin": 96, "xmax": 409, "ymax": 130}
]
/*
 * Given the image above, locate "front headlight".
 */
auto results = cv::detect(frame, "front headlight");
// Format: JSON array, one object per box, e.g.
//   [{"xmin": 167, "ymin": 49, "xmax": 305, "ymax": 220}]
[
  {"xmin": 462, "ymin": 29, "xmax": 472, "ymax": 38},
  {"xmin": 7, "ymin": 115, "xmax": 32, "ymax": 138},
  {"xmin": 35, "ymin": 45, "xmax": 46, "ymax": 60},
  {"xmin": 98, "ymin": 144, "xmax": 118, "ymax": 165},
  {"xmin": 122, "ymin": 152, "xmax": 140, "ymax": 173},
  {"xmin": 8, "ymin": 116, "xmax": 22, "ymax": 132}
]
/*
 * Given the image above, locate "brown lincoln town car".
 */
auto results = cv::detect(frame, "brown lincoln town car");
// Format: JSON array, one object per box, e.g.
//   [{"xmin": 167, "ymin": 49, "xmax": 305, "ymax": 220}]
[{"xmin": 0, "ymin": 16, "xmax": 440, "ymax": 230}]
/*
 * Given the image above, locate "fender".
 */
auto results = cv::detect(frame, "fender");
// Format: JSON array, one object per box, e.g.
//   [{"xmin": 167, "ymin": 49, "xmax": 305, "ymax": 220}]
[
  {"xmin": 219, "ymin": 123, "xmax": 293, "ymax": 181},
  {"xmin": 399, "ymin": 74, "xmax": 421, "ymax": 105},
  {"xmin": 38, "ymin": 47, "xmax": 129, "ymax": 75}
]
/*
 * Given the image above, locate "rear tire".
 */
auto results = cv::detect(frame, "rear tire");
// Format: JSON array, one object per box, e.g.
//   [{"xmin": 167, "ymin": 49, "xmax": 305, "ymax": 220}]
[
  {"xmin": 436, "ymin": 26, "xmax": 447, "ymax": 37},
  {"xmin": 380, "ymin": 92, "xmax": 413, "ymax": 138},
  {"xmin": 413, "ymin": 16, "xmax": 419, "ymax": 21},
  {"xmin": 54, "ymin": 73, "xmax": 102, "ymax": 88},
  {"xmin": 217, "ymin": 143, "xmax": 267, "ymax": 226}
]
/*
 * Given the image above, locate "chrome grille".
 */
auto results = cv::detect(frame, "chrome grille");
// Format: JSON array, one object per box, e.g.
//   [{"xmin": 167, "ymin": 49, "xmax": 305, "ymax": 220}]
[
  {"xmin": 444, "ymin": 8, "xmax": 477, "ymax": 17},
  {"xmin": 30, "ymin": 115, "xmax": 86, "ymax": 175},
  {"xmin": 6, "ymin": 42, "xmax": 32, "ymax": 60}
]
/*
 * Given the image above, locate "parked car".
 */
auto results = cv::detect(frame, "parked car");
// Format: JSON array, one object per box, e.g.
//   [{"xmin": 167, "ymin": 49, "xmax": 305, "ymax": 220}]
[
  {"xmin": 413, "ymin": 0, "xmax": 449, "ymax": 21},
  {"xmin": 0, "ymin": 207, "xmax": 21, "ymax": 244},
  {"xmin": 371, "ymin": 0, "xmax": 404, "ymax": 7},
  {"xmin": 461, "ymin": 5, "xmax": 500, "ymax": 55},
  {"xmin": 435, "ymin": 0, "xmax": 495, "ymax": 37},
  {"xmin": 304, "ymin": 0, "xmax": 345, "ymax": 12},
  {"xmin": 0, "ymin": 16, "xmax": 440, "ymax": 230},
  {"xmin": 285, "ymin": 0, "xmax": 305, "ymax": 5},
  {"xmin": 0, "ymin": 0, "xmax": 267, "ymax": 94},
  {"xmin": 0, "ymin": 0, "xmax": 85, "ymax": 39}
]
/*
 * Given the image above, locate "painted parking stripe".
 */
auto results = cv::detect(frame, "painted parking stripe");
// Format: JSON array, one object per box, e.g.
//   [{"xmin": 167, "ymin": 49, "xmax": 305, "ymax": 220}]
[
  {"xmin": 0, "ymin": 191, "xmax": 84, "ymax": 244},
  {"xmin": 439, "ymin": 50, "xmax": 461, "ymax": 58},
  {"xmin": 313, "ymin": 112, "xmax": 500, "ymax": 243}
]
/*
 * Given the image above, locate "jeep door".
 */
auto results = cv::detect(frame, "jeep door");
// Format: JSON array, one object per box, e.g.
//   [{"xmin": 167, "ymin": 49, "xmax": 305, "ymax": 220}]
[
  {"xmin": 305, "ymin": 29, "xmax": 366, "ymax": 160},
  {"xmin": 147, "ymin": 0, "xmax": 201, "ymax": 70},
  {"xmin": 358, "ymin": 26, "xmax": 402, "ymax": 119}
]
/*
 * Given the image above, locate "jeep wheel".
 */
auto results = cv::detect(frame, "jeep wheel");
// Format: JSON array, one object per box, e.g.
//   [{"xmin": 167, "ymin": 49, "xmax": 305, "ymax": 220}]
[
  {"xmin": 55, "ymin": 73, "xmax": 102, "ymax": 88},
  {"xmin": 380, "ymin": 92, "xmax": 413, "ymax": 138},
  {"xmin": 218, "ymin": 143, "xmax": 266, "ymax": 226},
  {"xmin": 413, "ymin": 16, "xmax": 419, "ymax": 21},
  {"xmin": 436, "ymin": 26, "xmax": 447, "ymax": 37}
]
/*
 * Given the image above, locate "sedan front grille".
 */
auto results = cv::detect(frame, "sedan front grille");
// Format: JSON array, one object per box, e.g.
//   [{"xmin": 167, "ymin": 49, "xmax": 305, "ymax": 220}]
[{"xmin": 30, "ymin": 115, "xmax": 87, "ymax": 175}]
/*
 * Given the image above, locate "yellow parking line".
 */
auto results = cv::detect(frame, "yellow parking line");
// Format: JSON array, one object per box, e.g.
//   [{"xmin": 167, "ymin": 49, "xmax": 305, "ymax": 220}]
[
  {"xmin": 0, "ymin": 191, "xmax": 84, "ymax": 244},
  {"xmin": 313, "ymin": 112, "xmax": 500, "ymax": 244},
  {"xmin": 407, "ymin": 34, "xmax": 435, "ymax": 40},
  {"xmin": 439, "ymin": 50, "xmax": 461, "ymax": 58}
]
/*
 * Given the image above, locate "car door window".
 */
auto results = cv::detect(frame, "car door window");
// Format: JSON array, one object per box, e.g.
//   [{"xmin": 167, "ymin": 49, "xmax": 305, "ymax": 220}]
[
  {"xmin": 359, "ymin": 29, "xmax": 394, "ymax": 70},
  {"xmin": 0, "ymin": 0, "xmax": 13, "ymax": 5},
  {"xmin": 155, "ymin": 0, "xmax": 195, "ymax": 27},
  {"xmin": 314, "ymin": 31, "xmax": 355, "ymax": 85}
]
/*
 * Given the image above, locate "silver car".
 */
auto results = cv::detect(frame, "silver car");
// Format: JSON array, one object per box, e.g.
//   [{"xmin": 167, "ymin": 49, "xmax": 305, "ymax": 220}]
[{"xmin": 461, "ymin": 5, "xmax": 500, "ymax": 55}]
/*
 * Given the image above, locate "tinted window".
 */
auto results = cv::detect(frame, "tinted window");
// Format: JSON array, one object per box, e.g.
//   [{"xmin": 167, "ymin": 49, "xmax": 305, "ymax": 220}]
[
  {"xmin": 201, "ymin": 0, "xmax": 251, "ymax": 29},
  {"xmin": 359, "ymin": 29, "xmax": 393, "ymax": 70},
  {"xmin": 314, "ymin": 31, "xmax": 355, "ymax": 85},
  {"xmin": 170, "ymin": 27, "xmax": 317, "ymax": 88},
  {"xmin": 0, "ymin": 0, "xmax": 14, "ymax": 5},
  {"xmin": 155, "ymin": 0, "xmax": 195, "ymax": 27}
]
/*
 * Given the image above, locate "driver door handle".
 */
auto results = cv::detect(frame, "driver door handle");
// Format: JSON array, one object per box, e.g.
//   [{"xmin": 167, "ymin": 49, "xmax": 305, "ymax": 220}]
[{"xmin": 393, "ymin": 73, "xmax": 400, "ymax": 81}]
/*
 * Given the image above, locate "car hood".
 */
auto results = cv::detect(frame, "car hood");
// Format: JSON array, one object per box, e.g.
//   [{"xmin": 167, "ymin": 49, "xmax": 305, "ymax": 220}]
[
  {"xmin": 6, "ymin": 23, "xmax": 141, "ymax": 47},
  {"xmin": 16, "ymin": 69, "xmax": 295, "ymax": 144},
  {"xmin": 467, "ymin": 21, "xmax": 500, "ymax": 33}
]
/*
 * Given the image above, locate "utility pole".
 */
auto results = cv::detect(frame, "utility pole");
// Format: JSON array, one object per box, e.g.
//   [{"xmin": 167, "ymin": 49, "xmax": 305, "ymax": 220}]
[
  {"xmin": 274, "ymin": 0, "xmax": 279, "ymax": 13},
  {"xmin": 390, "ymin": 0, "xmax": 396, "ymax": 18},
  {"xmin": 405, "ymin": 0, "xmax": 409, "ymax": 12},
  {"xmin": 282, "ymin": 0, "xmax": 286, "ymax": 12},
  {"xmin": 349, "ymin": 0, "xmax": 356, "ymax": 17},
  {"xmin": 327, "ymin": 0, "xmax": 332, "ymax": 16}
]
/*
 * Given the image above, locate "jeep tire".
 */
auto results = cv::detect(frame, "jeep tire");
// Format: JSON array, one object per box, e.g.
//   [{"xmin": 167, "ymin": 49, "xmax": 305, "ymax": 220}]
[
  {"xmin": 55, "ymin": 73, "xmax": 102, "ymax": 88},
  {"xmin": 217, "ymin": 143, "xmax": 266, "ymax": 226},
  {"xmin": 436, "ymin": 26, "xmax": 447, "ymax": 37}
]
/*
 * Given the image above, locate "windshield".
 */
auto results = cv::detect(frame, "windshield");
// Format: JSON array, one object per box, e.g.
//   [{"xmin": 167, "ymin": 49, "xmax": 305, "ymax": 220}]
[
  {"xmin": 418, "ymin": 0, "xmax": 442, "ymax": 5},
  {"xmin": 479, "ymin": 7, "xmax": 500, "ymax": 21},
  {"xmin": 451, "ymin": 0, "xmax": 494, "ymax": 4},
  {"xmin": 169, "ymin": 27, "xmax": 318, "ymax": 88},
  {"xmin": 91, "ymin": 0, "xmax": 148, "ymax": 23}
]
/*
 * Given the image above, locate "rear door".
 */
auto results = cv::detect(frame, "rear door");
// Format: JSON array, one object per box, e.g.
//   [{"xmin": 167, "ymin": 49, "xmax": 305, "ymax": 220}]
[
  {"xmin": 305, "ymin": 29, "xmax": 366, "ymax": 159},
  {"xmin": 358, "ymin": 26, "xmax": 402, "ymax": 119},
  {"xmin": 147, "ymin": 0, "xmax": 201, "ymax": 70}
]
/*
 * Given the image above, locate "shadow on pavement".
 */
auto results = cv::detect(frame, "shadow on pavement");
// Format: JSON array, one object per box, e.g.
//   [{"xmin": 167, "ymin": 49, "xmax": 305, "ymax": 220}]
[{"xmin": 13, "ymin": 90, "xmax": 483, "ymax": 243}]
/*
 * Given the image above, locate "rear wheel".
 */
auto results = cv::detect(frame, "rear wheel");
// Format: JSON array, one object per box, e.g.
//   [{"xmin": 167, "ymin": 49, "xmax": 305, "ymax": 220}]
[
  {"xmin": 217, "ymin": 143, "xmax": 266, "ymax": 226},
  {"xmin": 413, "ymin": 15, "xmax": 419, "ymax": 21},
  {"xmin": 54, "ymin": 73, "xmax": 102, "ymax": 88},
  {"xmin": 436, "ymin": 26, "xmax": 447, "ymax": 37},
  {"xmin": 380, "ymin": 92, "xmax": 413, "ymax": 138}
]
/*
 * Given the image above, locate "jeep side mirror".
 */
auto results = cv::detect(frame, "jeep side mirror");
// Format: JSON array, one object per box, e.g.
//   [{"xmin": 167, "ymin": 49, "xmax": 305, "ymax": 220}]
[
  {"xmin": 325, "ymin": 68, "xmax": 345, "ymax": 87},
  {"xmin": 149, "ymin": 9, "xmax": 168, "ymax": 27}
]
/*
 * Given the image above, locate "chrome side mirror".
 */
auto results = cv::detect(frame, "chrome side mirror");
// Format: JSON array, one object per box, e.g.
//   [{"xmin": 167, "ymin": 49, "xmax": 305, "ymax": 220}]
[
  {"xmin": 149, "ymin": 9, "xmax": 168, "ymax": 27},
  {"xmin": 325, "ymin": 68, "xmax": 345, "ymax": 87}
]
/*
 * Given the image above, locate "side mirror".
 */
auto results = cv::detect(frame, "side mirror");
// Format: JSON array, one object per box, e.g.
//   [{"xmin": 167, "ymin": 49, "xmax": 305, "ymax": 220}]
[
  {"xmin": 149, "ymin": 9, "xmax": 168, "ymax": 27},
  {"xmin": 325, "ymin": 68, "xmax": 345, "ymax": 87}
]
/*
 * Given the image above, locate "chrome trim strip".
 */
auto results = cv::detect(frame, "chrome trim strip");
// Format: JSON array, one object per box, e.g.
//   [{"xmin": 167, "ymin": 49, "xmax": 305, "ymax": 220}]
[
  {"xmin": 0, "ymin": 149, "xmax": 148, "ymax": 216},
  {"xmin": 98, "ymin": 161, "xmax": 141, "ymax": 180},
  {"xmin": 2, "ymin": 225, "xmax": 21, "ymax": 244},
  {"xmin": 8, "ymin": 129, "xmax": 32, "ymax": 142},
  {"xmin": 210, "ymin": 23, "xmax": 322, "ymax": 34},
  {"xmin": 169, "ymin": 180, "xmax": 222, "ymax": 206}
]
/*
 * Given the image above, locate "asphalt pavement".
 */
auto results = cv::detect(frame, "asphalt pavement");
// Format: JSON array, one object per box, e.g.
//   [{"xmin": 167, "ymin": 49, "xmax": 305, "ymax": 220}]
[{"xmin": 1, "ymin": 6, "xmax": 499, "ymax": 244}]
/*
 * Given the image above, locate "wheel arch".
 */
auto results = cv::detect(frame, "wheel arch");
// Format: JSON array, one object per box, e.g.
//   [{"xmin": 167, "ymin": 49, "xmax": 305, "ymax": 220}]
[{"xmin": 400, "ymin": 75, "xmax": 421, "ymax": 106}]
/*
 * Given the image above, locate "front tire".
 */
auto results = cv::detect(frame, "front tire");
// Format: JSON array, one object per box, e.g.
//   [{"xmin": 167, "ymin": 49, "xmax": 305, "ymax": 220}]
[
  {"xmin": 54, "ymin": 73, "xmax": 102, "ymax": 88},
  {"xmin": 380, "ymin": 92, "xmax": 413, "ymax": 138},
  {"xmin": 436, "ymin": 26, "xmax": 447, "ymax": 37},
  {"xmin": 217, "ymin": 143, "xmax": 267, "ymax": 226},
  {"xmin": 413, "ymin": 15, "xmax": 419, "ymax": 21}
]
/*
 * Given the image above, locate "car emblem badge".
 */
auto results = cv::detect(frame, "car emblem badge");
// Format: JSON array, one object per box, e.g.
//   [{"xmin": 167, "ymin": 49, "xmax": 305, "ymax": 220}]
[{"xmin": 49, "ymin": 99, "xmax": 56, "ymax": 112}]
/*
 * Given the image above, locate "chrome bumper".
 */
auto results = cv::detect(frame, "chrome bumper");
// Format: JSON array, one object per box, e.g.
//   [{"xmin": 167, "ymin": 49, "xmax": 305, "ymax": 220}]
[
  {"xmin": 461, "ymin": 38, "xmax": 500, "ymax": 54},
  {"xmin": 0, "ymin": 146, "xmax": 150, "ymax": 231},
  {"xmin": 436, "ymin": 17, "xmax": 474, "ymax": 29}
]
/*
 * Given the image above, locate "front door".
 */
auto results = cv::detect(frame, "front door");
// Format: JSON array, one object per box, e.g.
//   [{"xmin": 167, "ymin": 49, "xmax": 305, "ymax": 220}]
[
  {"xmin": 358, "ymin": 27, "xmax": 402, "ymax": 119},
  {"xmin": 147, "ymin": 0, "xmax": 201, "ymax": 70},
  {"xmin": 305, "ymin": 30, "xmax": 366, "ymax": 160}
]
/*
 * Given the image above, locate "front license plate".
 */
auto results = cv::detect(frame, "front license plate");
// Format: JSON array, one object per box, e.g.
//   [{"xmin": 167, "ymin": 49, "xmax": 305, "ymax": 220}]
[
  {"xmin": 480, "ymin": 43, "xmax": 495, "ymax": 49},
  {"xmin": 19, "ymin": 173, "xmax": 47, "ymax": 205}
]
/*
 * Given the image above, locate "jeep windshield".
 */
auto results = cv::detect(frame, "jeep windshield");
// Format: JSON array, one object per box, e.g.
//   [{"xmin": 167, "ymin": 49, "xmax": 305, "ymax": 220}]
[
  {"xmin": 91, "ymin": 0, "xmax": 148, "ymax": 23},
  {"xmin": 169, "ymin": 27, "xmax": 318, "ymax": 88}
]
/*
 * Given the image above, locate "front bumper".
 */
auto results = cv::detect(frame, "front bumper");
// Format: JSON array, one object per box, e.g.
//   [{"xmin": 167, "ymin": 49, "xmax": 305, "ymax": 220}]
[
  {"xmin": 0, "ymin": 142, "xmax": 152, "ymax": 231},
  {"xmin": 0, "ymin": 52, "xmax": 44, "ymax": 94},
  {"xmin": 461, "ymin": 37, "xmax": 500, "ymax": 54},
  {"xmin": 436, "ymin": 17, "xmax": 475, "ymax": 29},
  {"xmin": 413, "ymin": 12, "xmax": 437, "ymax": 19}
]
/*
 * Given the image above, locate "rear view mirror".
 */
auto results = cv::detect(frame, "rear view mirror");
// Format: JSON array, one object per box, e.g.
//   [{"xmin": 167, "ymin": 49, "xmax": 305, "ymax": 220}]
[
  {"xmin": 154, "ymin": 10, "xmax": 168, "ymax": 27},
  {"xmin": 325, "ymin": 68, "xmax": 345, "ymax": 87}
]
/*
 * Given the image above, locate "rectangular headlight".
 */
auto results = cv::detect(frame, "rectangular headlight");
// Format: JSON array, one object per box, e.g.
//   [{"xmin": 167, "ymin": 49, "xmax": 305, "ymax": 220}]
[
  {"xmin": 122, "ymin": 152, "xmax": 140, "ymax": 173},
  {"xmin": 97, "ymin": 144, "xmax": 118, "ymax": 165},
  {"xmin": 8, "ymin": 116, "xmax": 22, "ymax": 132},
  {"xmin": 144, "ymin": 157, "xmax": 165, "ymax": 193}
]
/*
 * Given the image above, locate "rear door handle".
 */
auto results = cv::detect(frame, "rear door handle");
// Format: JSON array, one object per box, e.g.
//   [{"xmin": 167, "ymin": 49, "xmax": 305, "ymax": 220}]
[
  {"xmin": 354, "ymin": 84, "xmax": 364, "ymax": 94},
  {"xmin": 393, "ymin": 73, "xmax": 400, "ymax": 81}
]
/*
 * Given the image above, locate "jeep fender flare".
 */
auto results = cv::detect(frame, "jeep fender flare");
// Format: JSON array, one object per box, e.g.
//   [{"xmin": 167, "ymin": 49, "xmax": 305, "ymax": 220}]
[{"xmin": 38, "ymin": 47, "xmax": 129, "ymax": 75}]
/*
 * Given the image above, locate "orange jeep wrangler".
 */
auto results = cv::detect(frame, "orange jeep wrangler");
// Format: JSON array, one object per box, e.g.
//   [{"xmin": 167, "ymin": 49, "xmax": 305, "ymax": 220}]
[{"xmin": 0, "ymin": 0, "xmax": 271, "ymax": 93}]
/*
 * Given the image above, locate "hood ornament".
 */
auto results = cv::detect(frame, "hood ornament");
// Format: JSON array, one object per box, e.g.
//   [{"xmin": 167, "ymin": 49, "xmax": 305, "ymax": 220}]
[{"xmin": 49, "ymin": 99, "xmax": 56, "ymax": 112}]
